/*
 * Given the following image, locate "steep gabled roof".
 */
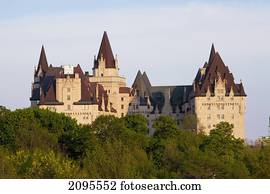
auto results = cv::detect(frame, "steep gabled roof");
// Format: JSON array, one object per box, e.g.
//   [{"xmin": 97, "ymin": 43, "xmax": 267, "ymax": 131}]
[
  {"xmin": 35, "ymin": 46, "xmax": 49, "ymax": 76},
  {"xmin": 194, "ymin": 45, "xmax": 246, "ymax": 97},
  {"xmin": 74, "ymin": 64, "xmax": 84, "ymax": 77},
  {"xmin": 131, "ymin": 70, "xmax": 152, "ymax": 96},
  {"xmin": 132, "ymin": 70, "xmax": 142, "ymax": 88},
  {"xmin": 94, "ymin": 31, "xmax": 115, "ymax": 68},
  {"xmin": 142, "ymin": 72, "xmax": 151, "ymax": 88},
  {"xmin": 39, "ymin": 81, "xmax": 63, "ymax": 105}
]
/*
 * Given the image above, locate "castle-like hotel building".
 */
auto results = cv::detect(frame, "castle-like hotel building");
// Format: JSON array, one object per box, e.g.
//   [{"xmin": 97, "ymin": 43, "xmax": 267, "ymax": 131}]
[{"xmin": 30, "ymin": 32, "xmax": 246, "ymax": 138}]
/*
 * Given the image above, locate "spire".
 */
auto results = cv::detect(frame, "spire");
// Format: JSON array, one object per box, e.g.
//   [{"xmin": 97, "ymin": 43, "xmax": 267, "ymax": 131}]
[
  {"xmin": 208, "ymin": 43, "xmax": 216, "ymax": 65},
  {"xmin": 132, "ymin": 70, "xmax": 142, "ymax": 87},
  {"xmin": 95, "ymin": 31, "xmax": 115, "ymax": 68},
  {"xmin": 35, "ymin": 46, "xmax": 49, "ymax": 76}
]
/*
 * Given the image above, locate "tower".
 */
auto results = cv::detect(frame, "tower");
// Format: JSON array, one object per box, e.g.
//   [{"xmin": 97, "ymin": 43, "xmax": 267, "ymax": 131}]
[
  {"xmin": 193, "ymin": 44, "xmax": 247, "ymax": 139},
  {"xmin": 89, "ymin": 32, "xmax": 131, "ymax": 117},
  {"xmin": 92, "ymin": 31, "xmax": 119, "ymax": 77}
]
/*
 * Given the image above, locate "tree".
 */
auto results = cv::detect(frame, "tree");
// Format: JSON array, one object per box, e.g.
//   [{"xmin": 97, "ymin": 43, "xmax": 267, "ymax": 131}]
[
  {"xmin": 0, "ymin": 107, "xmax": 16, "ymax": 149},
  {"xmin": 153, "ymin": 116, "xmax": 178, "ymax": 138},
  {"xmin": 180, "ymin": 114, "xmax": 197, "ymax": 131},
  {"xmin": 200, "ymin": 122, "xmax": 245, "ymax": 159},
  {"xmin": 91, "ymin": 115, "xmax": 127, "ymax": 142},
  {"xmin": 0, "ymin": 146, "xmax": 16, "ymax": 178},
  {"xmin": 59, "ymin": 125, "xmax": 96, "ymax": 159},
  {"xmin": 10, "ymin": 149, "xmax": 84, "ymax": 178},
  {"xmin": 123, "ymin": 114, "xmax": 148, "ymax": 134},
  {"xmin": 83, "ymin": 140, "xmax": 154, "ymax": 178}
]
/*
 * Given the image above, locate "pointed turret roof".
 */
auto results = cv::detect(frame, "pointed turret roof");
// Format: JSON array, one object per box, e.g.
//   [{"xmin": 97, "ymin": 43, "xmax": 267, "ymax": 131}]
[
  {"xmin": 208, "ymin": 43, "xmax": 216, "ymax": 65},
  {"xmin": 94, "ymin": 31, "xmax": 115, "ymax": 68},
  {"xmin": 35, "ymin": 46, "xmax": 49, "ymax": 76}
]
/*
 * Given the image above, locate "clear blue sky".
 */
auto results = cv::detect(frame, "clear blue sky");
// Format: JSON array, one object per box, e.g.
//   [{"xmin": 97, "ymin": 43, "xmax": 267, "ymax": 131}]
[
  {"xmin": 0, "ymin": 0, "xmax": 270, "ymax": 141},
  {"xmin": 1, "ymin": 0, "xmax": 269, "ymax": 19}
]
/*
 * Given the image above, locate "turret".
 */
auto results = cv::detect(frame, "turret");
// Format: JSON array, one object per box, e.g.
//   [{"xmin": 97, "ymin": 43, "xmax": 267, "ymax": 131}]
[
  {"xmin": 35, "ymin": 46, "xmax": 49, "ymax": 77},
  {"xmin": 93, "ymin": 31, "xmax": 119, "ymax": 77}
]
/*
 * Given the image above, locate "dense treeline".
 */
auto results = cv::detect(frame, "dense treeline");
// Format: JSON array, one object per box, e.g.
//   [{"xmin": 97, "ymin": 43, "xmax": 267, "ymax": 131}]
[{"xmin": 0, "ymin": 106, "xmax": 269, "ymax": 178}]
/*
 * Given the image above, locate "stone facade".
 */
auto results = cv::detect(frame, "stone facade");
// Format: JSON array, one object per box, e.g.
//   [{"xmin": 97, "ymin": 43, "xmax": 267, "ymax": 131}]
[
  {"xmin": 30, "ymin": 32, "xmax": 246, "ymax": 139},
  {"xmin": 30, "ymin": 32, "xmax": 131, "ymax": 124}
]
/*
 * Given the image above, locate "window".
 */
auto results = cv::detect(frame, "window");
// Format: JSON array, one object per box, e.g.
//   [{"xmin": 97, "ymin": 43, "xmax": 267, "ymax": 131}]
[
  {"xmin": 67, "ymin": 88, "xmax": 70, "ymax": 92},
  {"xmin": 207, "ymin": 97, "xmax": 210, "ymax": 101},
  {"xmin": 217, "ymin": 104, "xmax": 220, "ymax": 110},
  {"xmin": 136, "ymin": 105, "xmax": 139, "ymax": 109},
  {"xmin": 67, "ymin": 105, "xmax": 71, "ymax": 110},
  {"xmin": 208, "ymin": 105, "xmax": 211, "ymax": 110},
  {"xmin": 208, "ymin": 124, "xmax": 211, "ymax": 129},
  {"xmin": 121, "ymin": 105, "xmax": 124, "ymax": 109},
  {"xmin": 121, "ymin": 113, "xmax": 124, "ymax": 117},
  {"xmin": 147, "ymin": 105, "xmax": 150, "ymax": 109},
  {"xmin": 221, "ymin": 114, "xmax": 224, "ymax": 119},
  {"xmin": 67, "ymin": 95, "xmax": 71, "ymax": 100},
  {"xmin": 221, "ymin": 105, "xmax": 224, "ymax": 110},
  {"xmin": 101, "ymin": 73, "xmax": 104, "ymax": 77},
  {"xmin": 121, "ymin": 97, "xmax": 124, "ymax": 101},
  {"xmin": 232, "ymin": 114, "xmax": 234, "ymax": 119},
  {"xmin": 217, "ymin": 114, "xmax": 220, "ymax": 119},
  {"xmin": 129, "ymin": 103, "xmax": 131, "ymax": 106}
]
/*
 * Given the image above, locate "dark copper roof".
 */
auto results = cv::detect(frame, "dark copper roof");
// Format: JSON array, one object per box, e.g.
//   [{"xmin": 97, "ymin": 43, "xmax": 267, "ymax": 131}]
[
  {"xmin": 194, "ymin": 45, "xmax": 246, "ymax": 97},
  {"xmin": 94, "ymin": 31, "xmax": 116, "ymax": 69},
  {"xmin": 119, "ymin": 87, "xmax": 130, "ymax": 94},
  {"xmin": 39, "ymin": 81, "xmax": 62, "ymax": 105},
  {"xmin": 35, "ymin": 46, "xmax": 49, "ymax": 76}
]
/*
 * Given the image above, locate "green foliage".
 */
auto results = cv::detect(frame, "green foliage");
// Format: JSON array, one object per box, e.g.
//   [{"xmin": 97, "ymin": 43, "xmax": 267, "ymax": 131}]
[
  {"xmin": 9, "ymin": 149, "xmax": 83, "ymax": 178},
  {"xmin": 0, "ymin": 107, "xmax": 16, "ymax": 149},
  {"xmin": 0, "ymin": 106, "xmax": 270, "ymax": 178},
  {"xmin": 0, "ymin": 146, "xmax": 16, "ymax": 178},
  {"xmin": 84, "ymin": 140, "xmax": 154, "ymax": 178},
  {"xmin": 123, "ymin": 114, "xmax": 148, "ymax": 134},
  {"xmin": 91, "ymin": 115, "xmax": 127, "ymax": 142},
  {"xmin": 59, "ymin": 125, "xmax": 96, "ymax": 159},
  {"xmin": 153, "ymin": 116, "xmax": 178, "ymax": 138},
  {"xmin": 180, "ymin": 114, "xmax": 197, "ymax": 131},
  {"xmin": 200, "ymin": 122, "xmax": 245, "ymax": 159}
]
